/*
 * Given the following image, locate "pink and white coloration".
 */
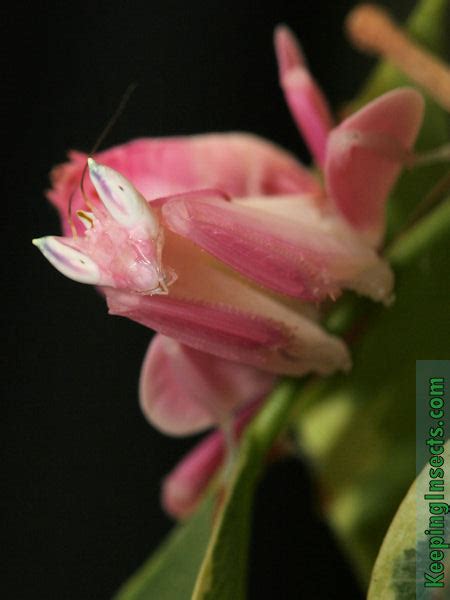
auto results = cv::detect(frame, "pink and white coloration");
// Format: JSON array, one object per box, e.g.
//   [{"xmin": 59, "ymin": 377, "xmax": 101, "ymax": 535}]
[
  {"xmin": 33, "ymin": 26, "xmax": 424, "ymax": 518},
  {"xmin": 139, "ymin": 335, "xmax": 274, "ymax": 437}
]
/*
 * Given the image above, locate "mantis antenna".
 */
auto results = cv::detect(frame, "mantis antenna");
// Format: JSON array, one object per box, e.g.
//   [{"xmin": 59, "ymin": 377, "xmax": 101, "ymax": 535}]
[{"xmin": 67, "ymin": 82, "xmax": 138, "ymax": 238}]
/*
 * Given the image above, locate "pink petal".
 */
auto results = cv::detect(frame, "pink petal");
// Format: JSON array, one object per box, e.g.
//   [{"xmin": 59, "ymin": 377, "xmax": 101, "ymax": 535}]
[
  {"xmin": 274, "ymin": 25, "xmax": 334, "ymax": 167},
  {"xmin": 161, "ymin": 399, "xmax": 262, "ymax": 519},
  {"xmin": 105, "ymin": 228, "xmax": 351, "ymax": 376},
  {"xmin": 325, "ymin": 88, "xmax": 424, "ymax": 246},
  {"xmin": 47, "ymin": 133, "xmax": 322, "ymax": 237},
  {"xmin": 139, "ymin": 334, "xmax": 274, "ymax": 436},
  {"xmin": 161, "ymin": 191, "xmax": 394, "ymax": 303}
]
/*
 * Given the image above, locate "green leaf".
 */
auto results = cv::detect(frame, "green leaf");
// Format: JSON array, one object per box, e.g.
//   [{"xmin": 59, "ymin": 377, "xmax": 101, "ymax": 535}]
[
  {"xmin": 113, "ymin": 380, "xmax": 302, "ymax": 600},
  {"xmin": 295, "ymin": 0, "xmax": 450, "ymax": 575},
  {"xmin": 113, "ymin": 496, "xmax": 215, "ymax": 600},
  {"xmin": 294, "ymin": 199, "xmax": 450, "ymax": 584},
  {"xmin": 192, "ymin": 379, "xmax": 302, "ymax": 600},
  {"xmin": 368, "ymin": 441, "xmax": 450, "ymax": 600}
]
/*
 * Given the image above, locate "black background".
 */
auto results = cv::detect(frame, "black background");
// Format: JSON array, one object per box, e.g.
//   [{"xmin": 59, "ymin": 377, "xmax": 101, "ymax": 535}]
[{"xmin": 4, "ymin": 0, "xmax": 415, "ymax": 598}]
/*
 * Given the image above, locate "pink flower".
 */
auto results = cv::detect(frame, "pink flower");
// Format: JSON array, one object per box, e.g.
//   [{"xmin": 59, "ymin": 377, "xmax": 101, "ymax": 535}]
[{"xmin": 33, "ymin": 26, "xmax": 424, "ymax": 518}]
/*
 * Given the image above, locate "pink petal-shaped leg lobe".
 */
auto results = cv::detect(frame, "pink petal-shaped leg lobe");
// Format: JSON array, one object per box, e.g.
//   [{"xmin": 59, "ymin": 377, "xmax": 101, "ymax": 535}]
[
  {"xmin": 108, "ymin": 287, "xmax": 350, "ymax": 375},
  {"xmin": 47, "ymin": 134, "xmax": 321, "ymax": 237},
  {"xmin": 161, "ymin": 400, "xmax": 262, "ymax": 519},
  {"xmin": 139, "ymin": 334, "xmax": 274, "ymax": 436},
  {"xmin": 161, "ymin": 192, "xmax": 394, "ymax": 303},
  {"xmin": 325, "ymin": 88, "xmax": 424, "ymax": 246},
  {"xmin": 274, "ymin": 25, "xmax": 334, "ymax": 167}
]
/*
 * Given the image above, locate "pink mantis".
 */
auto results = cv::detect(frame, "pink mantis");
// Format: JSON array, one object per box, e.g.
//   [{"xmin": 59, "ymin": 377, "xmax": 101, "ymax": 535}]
[{"xmin": 33, "ymin": 26, "xmax": 424, "ymax": 518}]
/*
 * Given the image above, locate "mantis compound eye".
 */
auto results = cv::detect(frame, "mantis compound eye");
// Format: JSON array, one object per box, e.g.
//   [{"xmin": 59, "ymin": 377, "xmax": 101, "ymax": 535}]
[
  {"xmin": 32, "ymin": 236, "xmax": 101, "ymax": 285},
  {"xmin": 87, "ymin": 158, "xmax": 159, "ymax": 238}
]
